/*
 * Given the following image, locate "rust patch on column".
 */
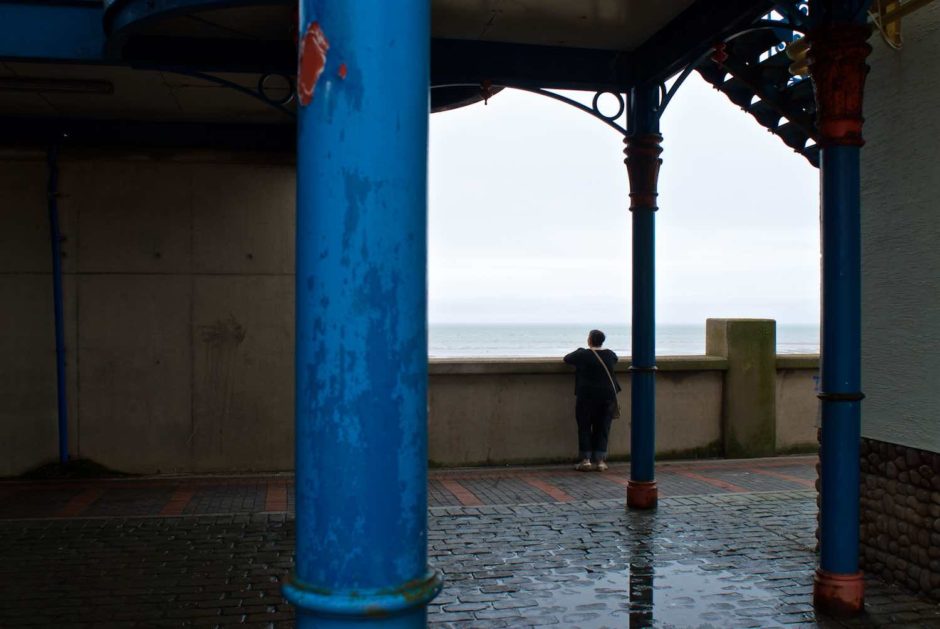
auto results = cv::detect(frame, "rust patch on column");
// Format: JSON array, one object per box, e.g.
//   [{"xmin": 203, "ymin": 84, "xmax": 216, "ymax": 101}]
[{"xmin": 298, "ymin": 21, "xmax": 330, "ymax": 106}]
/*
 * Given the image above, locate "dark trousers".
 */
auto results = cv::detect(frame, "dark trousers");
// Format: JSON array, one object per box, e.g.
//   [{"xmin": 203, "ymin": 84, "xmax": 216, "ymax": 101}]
[{"xmin": 576, "ymin": 397, "xmax": 614, "ymax": 461}]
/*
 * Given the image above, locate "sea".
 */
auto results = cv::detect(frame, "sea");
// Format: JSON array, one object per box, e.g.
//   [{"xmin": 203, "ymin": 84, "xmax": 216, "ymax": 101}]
[{"xmin": 428, "ymin": 323, "xmax": 819, "ymax": 358}]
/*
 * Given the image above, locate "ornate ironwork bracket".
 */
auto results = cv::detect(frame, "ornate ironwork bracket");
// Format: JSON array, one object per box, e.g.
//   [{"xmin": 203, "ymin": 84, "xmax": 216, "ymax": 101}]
[
  {"xmin": 432, "ymin": 84, "xmax": 628, "ymax": 137},
  {"xmin": 658, "ymin": 15, "xmax": 808, "ymax": 114},
  {"xmin": 164, "ymin": 69, "xmax": 297, "ymax": 118},
  {"xmin": 512, "ymin": 87, "xmax": 628, "ymax": 136}
]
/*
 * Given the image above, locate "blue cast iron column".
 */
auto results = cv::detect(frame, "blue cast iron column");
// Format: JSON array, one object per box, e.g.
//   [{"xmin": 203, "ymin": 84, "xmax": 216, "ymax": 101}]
[
  {"xmin": 283, "ymin": 3, "xmax": 441, "ymax": 627},
  {"xmin": 808, "ymin": 12, "xmax": 871, "ymax": 616},
  {"xmin": 624, "ymin": 85, "xmax": 662, "ymax": 509}
]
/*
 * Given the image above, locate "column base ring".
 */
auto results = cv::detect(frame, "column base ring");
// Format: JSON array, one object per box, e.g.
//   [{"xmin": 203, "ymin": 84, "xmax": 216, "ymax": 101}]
[
  {"xmin": 283, "ymin": 568, "xmax": 443, "ymax": 620},
  {"xmin": 813, "ymin": 568, "xmax": 864, "ymax": 616},
  {"xmin": 626, "ymin": 480, "xmax": 658, "ymax": 510}
]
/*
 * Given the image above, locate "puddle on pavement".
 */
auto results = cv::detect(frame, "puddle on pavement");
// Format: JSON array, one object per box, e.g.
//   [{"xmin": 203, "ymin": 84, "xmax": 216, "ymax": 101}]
[{"xmin": 535, "ymin": 561, "xmax": 784, "ymax": 628}]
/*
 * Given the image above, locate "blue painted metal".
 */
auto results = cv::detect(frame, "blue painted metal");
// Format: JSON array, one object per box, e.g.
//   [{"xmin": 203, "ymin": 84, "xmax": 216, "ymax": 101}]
[
  {"xmin": 814, "ymin": 0, "xmax": 871, "ymax": 582},
  {"xmin": 283, "ymin": 1, "xmax": 441, "ymax": 626},
  {"xmin": 46, "ymin": 144, "xmax": 69, "ymax": 465},
  {"xmin": 818, "ymin": 141, "xmax": 862, "ymax": 575},
  {"xmin": 0, "ymin": 1, "xmax": 104, "ymax": 62},
  {"xmin": 628, "ymin": 85, "xmax": 660, "ymax": 490}
]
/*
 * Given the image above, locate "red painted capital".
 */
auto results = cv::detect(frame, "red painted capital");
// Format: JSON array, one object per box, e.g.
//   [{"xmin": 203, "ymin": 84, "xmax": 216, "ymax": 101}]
[
  {"xmin": 808, "ymin": 24, "xmax": 872, "ymax": 146},
  {"xmin": 623, "ymin": 134, "xmax": 663, "ymax": 210},
  {"xmin": 627, "ymin": 480, "xmax": 658, "ymax": 510}
]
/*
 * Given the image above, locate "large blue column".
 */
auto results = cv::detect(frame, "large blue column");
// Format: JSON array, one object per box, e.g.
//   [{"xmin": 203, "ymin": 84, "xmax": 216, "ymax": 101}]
[
  {"xmin": 283, "ymin": 2, "xmax": 441, "ymax": 627},
  {"xmin": 808, "ymin": 14, "xmax": 871, "ymax": 616},
  {"xmin": 624, "ymin": 85, "xmax": 662, "ymax": 509}
]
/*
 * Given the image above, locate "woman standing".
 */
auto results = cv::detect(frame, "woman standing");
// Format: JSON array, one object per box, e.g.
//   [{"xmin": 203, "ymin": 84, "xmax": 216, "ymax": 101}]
[{"xmin": 563, "ymin": 329, "xmax": 621, "ymax": 471}]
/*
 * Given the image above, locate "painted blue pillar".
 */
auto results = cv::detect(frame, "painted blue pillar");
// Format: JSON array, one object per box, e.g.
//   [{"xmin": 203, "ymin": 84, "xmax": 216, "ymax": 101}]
[
  {"xmin": 283, "ymin": 2, "xmax": 441, "ymax": 627},
  {"xmin": 808, "ymin": 12, "xmax": 871, "ymax": 615},
  {"xmin": 818, "ymin": 143, "xmax": 862, "ymax": 573},
  {"xmin": 46, "ymin": 144, "xmax": 68, "ymax": 465},
  {"xmin": 624, "ymin": 85, "xmax": 662, "ymax": 509}
]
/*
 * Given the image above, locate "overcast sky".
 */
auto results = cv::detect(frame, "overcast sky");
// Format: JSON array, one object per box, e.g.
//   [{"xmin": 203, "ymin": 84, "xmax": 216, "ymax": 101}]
[{"xmin": 428, "ymin": 74, "xmax": 820, "ymax": 325}]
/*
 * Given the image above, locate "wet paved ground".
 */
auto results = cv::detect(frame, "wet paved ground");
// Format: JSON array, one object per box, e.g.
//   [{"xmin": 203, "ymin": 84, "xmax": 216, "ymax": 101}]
[{"xmin": 1, "ymin": 456, "xmax": 938, "ymax": 627}]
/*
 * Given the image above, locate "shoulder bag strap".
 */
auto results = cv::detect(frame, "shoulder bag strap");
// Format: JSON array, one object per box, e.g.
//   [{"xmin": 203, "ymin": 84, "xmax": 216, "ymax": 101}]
[{"xmin": 590, "ymin": 349, "xmax": 618, "ymax": 398}]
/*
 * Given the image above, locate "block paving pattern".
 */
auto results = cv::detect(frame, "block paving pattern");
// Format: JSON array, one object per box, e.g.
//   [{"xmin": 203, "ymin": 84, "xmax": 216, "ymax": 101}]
[{"xmin": 0, "ymin": 456, "xmax": 938, "ymax": 627}]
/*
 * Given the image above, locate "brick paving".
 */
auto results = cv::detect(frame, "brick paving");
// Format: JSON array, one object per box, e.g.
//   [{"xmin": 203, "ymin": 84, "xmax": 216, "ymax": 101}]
[{"xmin": 0, "ymin": 456, "xmax": 938, "ymax": 627}]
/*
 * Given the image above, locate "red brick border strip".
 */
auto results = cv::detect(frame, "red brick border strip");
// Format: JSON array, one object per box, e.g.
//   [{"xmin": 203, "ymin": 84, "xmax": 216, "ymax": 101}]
[
  {"xmin": 159, "ymin": 488, "xmax": 196, "ymax": 516},
  {"xmin": 521, "ymin": 476, "xmax": 574, "ymax": 503},
  {"xmin": 438, "ymin": 479, "xmax": 483, "ymax": 506},
  {"xmin": 748, "ymin": 467, "xmax": 815, "ymax": 488},
  {"xmin": 598, "ymin": 474, "xmax": 630, "ymax": 489},
  {"xmin": 264, "ymin": 482, "xmax": 288, "ymax": 512},
  {"xmin": 674, "ymin": 470, "xmax": 748, "ymax": 493},
  {"xmin": 57, "ymin": 488, "xmax": 104, "ymax": 517}
]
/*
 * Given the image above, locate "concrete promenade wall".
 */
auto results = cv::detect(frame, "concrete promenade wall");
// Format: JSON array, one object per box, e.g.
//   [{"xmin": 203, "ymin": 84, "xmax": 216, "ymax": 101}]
[
  {"xmin": 0, "ymin": 149, "xmax": 820, "ymax": 475},
  {"xmin": 428, "ymin": 355, "xmax": 819, "ymax": 466}
]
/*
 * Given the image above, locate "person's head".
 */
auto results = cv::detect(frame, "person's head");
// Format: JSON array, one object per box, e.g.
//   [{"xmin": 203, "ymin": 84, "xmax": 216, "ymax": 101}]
[{"xmin": 588, "ymin": 329, "xmax": 606, "ymax": 348}]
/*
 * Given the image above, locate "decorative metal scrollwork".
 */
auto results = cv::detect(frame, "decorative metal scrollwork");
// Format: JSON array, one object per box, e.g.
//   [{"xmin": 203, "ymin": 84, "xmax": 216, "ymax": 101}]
[
  {"xmin": 164, "ymin": 70, "xmax": 297, "ymax": 118},
  {"xmin": 657, "ymin": 10, "xmax": 808, "ymax": 115},
  {"xmin": 430, "ymin": 83, "xmax": 628, "ymax": 136}
]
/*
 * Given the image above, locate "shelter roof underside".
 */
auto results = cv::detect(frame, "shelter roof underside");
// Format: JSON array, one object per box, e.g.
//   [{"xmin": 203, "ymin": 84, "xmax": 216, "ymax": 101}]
[{"xmin": 0, "ymin": 0, "xmax": 776, "ymax": 143}]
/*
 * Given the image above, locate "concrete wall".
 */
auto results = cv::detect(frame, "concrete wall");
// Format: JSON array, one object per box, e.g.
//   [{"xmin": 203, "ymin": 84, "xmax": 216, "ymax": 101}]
[
  {"xmin": 428, "ymin": 356, "xmax": 820, "ymax": 467},
  {"xmin": 0, "ymin": 150, "xmax": 296, "ymax": 476},
  {"xmin": 861, "ymin": 3, "xmax": 940, "ymax": 453},
  {"xmin": 428, "ymin": 357, "xmax": 726, "ymax": 466},
  {"xmin": 0, "ymin": 150, "xmax": 821, "ymax": 475},
  {"xmin": 775, "ymin": 355, "xmax": 820, "ymax": 451},
  {"xmin": 0, "ymin": 157, "xmax": 61, "ymax": 475}
]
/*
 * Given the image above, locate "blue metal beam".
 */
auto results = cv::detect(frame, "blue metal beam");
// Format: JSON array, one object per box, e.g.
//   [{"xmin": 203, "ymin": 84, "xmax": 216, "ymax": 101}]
[
  {"xmin": 0, "ymin": 1, "xmax": 105, "ymax": 63},
  {"xmin": 283, "ymin": 1, "xmax": 441, "ymax": 627}
]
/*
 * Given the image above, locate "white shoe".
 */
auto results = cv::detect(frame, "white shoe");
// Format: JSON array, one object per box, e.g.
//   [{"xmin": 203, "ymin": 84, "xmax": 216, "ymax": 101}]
[
  {"xmin": 575, "ymin": 459, "xmax": 593, "ymax": 471},
  {"xmin": 596, "ymin": 461, "xmax": 609, "ymax": 472}
]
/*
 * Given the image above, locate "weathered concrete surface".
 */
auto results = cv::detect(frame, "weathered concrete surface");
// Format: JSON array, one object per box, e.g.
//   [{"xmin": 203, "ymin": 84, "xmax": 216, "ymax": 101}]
[
  {"xmin": 707, "ymin": 318, "xmax": 777, "ymax": 458},
  {"xmin": 776, "ymin": 355, "xmax": 820, "ymax": 452},
  {"xmin": 428, "ymin": 357, "xmax": 725, "ymax": 466},
  {"xmin": 0, "ymin": 158, "xmax": 58, "ymax": 476},
  {"xmin": 861, "ymin": 2, "xmax": 940, "ymax": 454},
  {"xmin": 191, "ymin": 275, "xmax": 294, "ymax": 472},
  {"xmin": 0, "ymin": 152, "xmax": 297, "ymax": 474}
]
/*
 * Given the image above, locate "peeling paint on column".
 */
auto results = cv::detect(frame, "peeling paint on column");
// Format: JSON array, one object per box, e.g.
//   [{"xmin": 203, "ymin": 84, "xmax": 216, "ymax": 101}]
[{"xmin": 298, "ymin": 21, "xmax": 329, "ymax": 106}]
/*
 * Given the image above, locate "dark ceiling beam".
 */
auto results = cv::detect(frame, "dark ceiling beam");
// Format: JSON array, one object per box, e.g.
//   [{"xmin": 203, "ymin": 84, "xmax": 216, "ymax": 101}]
[
  {"xmin": 631, "ymin": 0, "xmax": 776, "ymax": 85},
  {"xmin": 0, "ymin": 117, "xmax": 295, "ymax": 151},
  {"xmin": 431, "ymin": 39, "xmax": 632, "ymax": 92},
  {"xmin": 122, "ymin": 36, "xmax": 296, "ymax": 75},
  {"xmin": 123, "ymin": 36, "xmax": 635, "ymax": 92}
]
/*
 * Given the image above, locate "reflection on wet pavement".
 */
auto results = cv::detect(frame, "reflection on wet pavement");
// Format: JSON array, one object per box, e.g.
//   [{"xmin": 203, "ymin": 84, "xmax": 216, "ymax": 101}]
[{"xmin": 428, "ymin": 493, "xmax": 940, "ymax": 628}]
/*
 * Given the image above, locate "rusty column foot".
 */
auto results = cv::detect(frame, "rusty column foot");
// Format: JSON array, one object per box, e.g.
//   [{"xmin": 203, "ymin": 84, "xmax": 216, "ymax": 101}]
[
  {"xmin": 626, "ymin": 480, "xmax": 658, "ymax": 509},
  {"xmin": 813, "ymin": 569, "xmax": 864, "ymax": 616}
]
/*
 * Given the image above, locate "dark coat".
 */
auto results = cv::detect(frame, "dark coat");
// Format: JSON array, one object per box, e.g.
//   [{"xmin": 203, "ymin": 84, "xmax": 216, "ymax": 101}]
[{"xmin": 563, "ymin": 348, "xmax": 621, "ymax": 401}]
